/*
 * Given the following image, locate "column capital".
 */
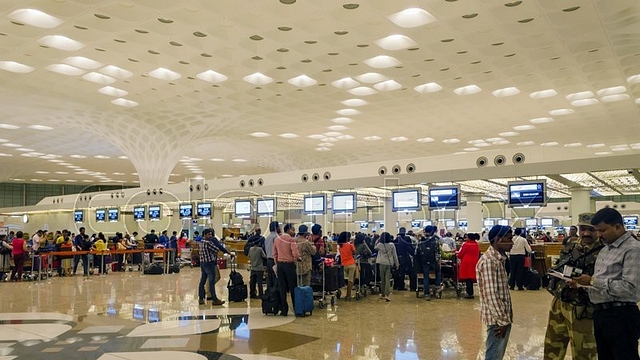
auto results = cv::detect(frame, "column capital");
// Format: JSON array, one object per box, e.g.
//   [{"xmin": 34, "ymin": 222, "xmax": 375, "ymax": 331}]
[{"xmin": 569, "ymin": 186, "xmax": 592, "ymax": 193}]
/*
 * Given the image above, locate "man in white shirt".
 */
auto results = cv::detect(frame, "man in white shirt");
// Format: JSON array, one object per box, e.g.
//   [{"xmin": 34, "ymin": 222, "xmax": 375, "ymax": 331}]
[
  {"xmin": 31, "ymin": 230, "xmax": 43, "ymax": 252},
  {"xmin": 508, "ymin": 228, "xmax": 532, "ymax": 291},
  {"xmin": 441, "ymin": 232, "xmax": 455, "ymax": 252}
]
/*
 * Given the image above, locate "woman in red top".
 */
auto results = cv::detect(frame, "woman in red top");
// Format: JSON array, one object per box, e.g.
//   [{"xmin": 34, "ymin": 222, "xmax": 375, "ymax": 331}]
[
  {"xmin": 337, "ymin": 231, "xmax": 356, "ymax": 301},
  {"xmin": 457, "ymin": 233, "xmax": 480, "ymax": 299},
  {"xmin": 10, "ymin": 231, "xmax": 28, "ymax": 282}
]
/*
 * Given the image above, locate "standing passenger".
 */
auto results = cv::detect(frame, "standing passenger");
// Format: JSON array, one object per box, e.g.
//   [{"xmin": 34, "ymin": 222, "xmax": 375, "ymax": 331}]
[
  {"xmin": 375, "ymin": 232, "xmax": 398, "ymax": 302},
  {"xmin": 273, "ymin": 223, "xmax": 299, "ymax": 316},
  {"xmin": 265, "ymin": 221, "xmax": 280, "ymax": 289},
  {"xmin": 9, "ymin": 231, "xmax": 28, "ymax": 282},
  {"xmin": 509, "ymin": 228, "xmax": 532, "ymax": 291},
  {"xmin": 295, "ymin": 225, "xmax": 316, "ymax": 287},
  {"xmin": 457, "ymin": 233, "xmax": 480, "ymax": 299},
  {"xmin": 338, "ymin": 231, "xmax": 356, "ymax": 300}
]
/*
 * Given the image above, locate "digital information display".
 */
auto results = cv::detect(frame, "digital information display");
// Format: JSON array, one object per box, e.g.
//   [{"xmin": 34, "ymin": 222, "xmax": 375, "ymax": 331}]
[
  {"xmin": 95, "ymin": 208, "xmax": 106, "ymax": 223},
  {"xmin": 197, "ymin": 202, "xmax": 212, "ymax": 219},
  {"xmin": 525, "ymin": 219, "xmax": 538, "ymax": 226},
  {"xmin": 257, "ymin": 198, "xmax": 275, "ymax": 216},
  {"xmin": 428, "ymin": 186, "xmax": 460, "ymax": 210},
  {"xmin": 179, "ymin": 204, "xmax": 193, "ymax": 219},
  {"xmin": 458, "ymin": 220, "xmax": 468, "ymax": 228},
  {"xmin": 235, "ymin": 200, "xmax": 252, "ymax": 217},
  {"xmin": 133, "ymin": 206, "xmax": 146, "ymax": 221},
  {"xmin": 148, "ymin": 205, "xmax": 161, "ymax": 221},
  {"xmin": 391, "ymin": 189, "xmax": 420, "ymax": 212},
  {"xmin": 541, "ymin": 218, "xmax": 554, "ymax": 226},
  {"xmin": 332, "ymin": 193, "xmax": 356, "ymax": 213},
  {"xmin": 303, "ymin": 195, "xmax": 326, "ymax": 214},
  {"xmin": 74, "ymin": 210, "xmax": 84, "ymax": 223},
  {"xmin": 623, "ymin": 216, "xmax": 638, "ymax": 226},
  {"xmin": 509, "ymin": 181, "xmax": 546, "ymax": 208},
  {"xmin": 108, "ymin": 208, "xmax": 119, "ymax": 222}
]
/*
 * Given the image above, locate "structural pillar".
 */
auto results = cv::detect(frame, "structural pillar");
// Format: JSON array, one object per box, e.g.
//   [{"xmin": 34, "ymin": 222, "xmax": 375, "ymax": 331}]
[
  {"xmin": 212, "ymin": 204, "xmax": 224, "ymax": 235},
  {"xmin": 570, "ymin": 187, "xmax": 594, "ymax": 225},
  {"xmin": 384, "ymin": 197, "xmax": 399, "ymax": 236},
  {"xmin": 466, "ymin": 193, "xmax": 484, "ymax": 233}
]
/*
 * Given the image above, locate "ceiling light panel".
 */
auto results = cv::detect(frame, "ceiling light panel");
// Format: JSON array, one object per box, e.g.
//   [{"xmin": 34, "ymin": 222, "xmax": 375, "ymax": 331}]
[
  {"xmin": 37, "ymin": 35, "xmax": 84, "ymax": 51},
  {"xmin": 530, "ymin": 117, "xmax": 553, "ymax": 124},
  {"xmin": 331, "ymin": 77, "xmax": 360, "ymax": 89},
  {"xmin": 355, "ymin": 73, "xmax": 388, "ymax": 83},
  {"xmin": 388, "ymin": 8, "xmax": 437, "ymax": 28},
  {"xmin": 250, "ymin": 132, "xmax": 270, "ymax": 137},
  {"xmin": 492, "ymin": 87, "xmax": 520, "ymax": 97},
  {"xmin": 100, "ymin": 65, "xmax": 133, "ymax": 79},
  {"xmin": 601, "ymin": 94, "xmax": 630, "ymax": 102},
  {"xmin": 597, "ymin": 86, "xmax": 626, "ymax": 97},
  {"xmin": 375, "ymin": 35, "xmax": 418, "ymax": 50},
  {"xmin": 363, "ymin": 55, "xmax": 401, "ymax": 68},
  {"xmin": 454, "ymin": 85, "xmax": 481, "ymax": 95},
  {"xmin": 8, "ymin": 9, "xmax": 63, "ymax": 28},
  {"xmin": 62, "ymin": 56, "xmax": 102, "ymax": 69},
  {"xmin": 243, "ymin": 72, "xmax": 273, "ymax": 85},
  {"xmin": 336, "ymin": 109, "xmax": 360, "ymax": 116},
  {"xmin": 513, "ymin": 125, "xmax": 535, "ymax": 131},
  {"xmin": 82, "ymin": 72, "xmax": 116, "ymax": 85},
  {"xmin": 328, "ymin": 125, "xmax": 348, "ymax": 131},
  {"xmin": 28, "ymin": 125, "xmax": 53, "ymax": 131},
  {"xmin": 111, "ymin": 98, "xmax": 138, "ymax": 107},
  {"xmin": 571, "ymin": 98, "xmax": 598, "ymax": 106},
  {"xmin": 149, "ymin": 67, "xmax": 181, "ymax": 81},
  {"xmin": 98, "ymin": 86, "xmax": 128, "ymax": 97},
  {"xmin": 0, "ymin": 124, "xmax": 20, "ymax": 130},
  {"xmin": 288, "ymin": 75, "xmax": 317, "ymax": 87},
  {"xmin": 529, "ymin": 89, "xmax": 558, "ymax": 99},
  {"xmin": 196, "ymin": 70, "xmax": 228, "ymax": 83},
  {"xmin": 549, "ymin": 109, "xmax": 574, "ymax": 116},
  {"xmin": 0, "ymin": 61, "xmax": 34, "ymax": 74},
  {"xmin": 364, "ymin": 136, "xmax": 382, "ymax": 141},
  {"xmin": 348, "ymin": 87, "xmax": 378, "ymax": 96},
  {"xmin": 279, "ymin": 133, "xmax": 298, "ymax": 138},
  {"xmin": 46, "ymin": 64, "xmax": 85, "ymax": 76},
  {"xmin": 341, "ymin": 99, "xmax": 368, "ymax": 107},
  {"xmin": 414, "ymin": 82, "xmax": 442, "ymax": 94},
  {"xmin": 374, "ymin": 80, "xmax": 402, "ymax": 91},
  {"xmin": 566, "ymin": 91, "xmax": 594, "ymax": 101}
]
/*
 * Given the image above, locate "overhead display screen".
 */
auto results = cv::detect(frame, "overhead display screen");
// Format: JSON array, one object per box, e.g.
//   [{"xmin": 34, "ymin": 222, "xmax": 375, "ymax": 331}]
[
  {"xmin": 148, "ymin": 205, "xmax": 161, "ymax": 221},
  {"xmin": 235, "ymin": 200, "xmax": 252, "ymax": 217},
  {"xmin": 541, "ymin": 218, "xmax": 554, "ymax": 226},
  {"xmin": 74, "ymin": 210, "xmax": 84, "ymax": 223},
  {"xmin": 133, "ymin": 206, "xmax": 146, "ymax": 222},
  {"xmin": 95, "ymin": 208, "xmax": 106, "ymax": 223},
  {"xmin": 179, "ymin": 203, "xmax": 194, "ymax": 219},
  {"xmin": 525, "ymin": 218, "xmax": 538, "ymax": 226},
  {"xmin": 332, "ymin": 193, "xmax": 356, "ymax": 213},
  {"xmin": 623, "ymin": 216, "xmax": 638, "ymax": 226},
  {"xmin": 303, "ymin": 195, "xmax": 326, "ymax": 215},
  {"xmin": 108, "ymin": 208, "xmax": 119, "ymax": 222},
  {"xmin": 197, "ymin": 202, "xmax": 212, "ymax": 219},
  {"xmin": 428, "ymin": 186, "xmax": 460, "ymax": 210},
  {"xmin": 391, "ymin": 189, "xmax": 421, "ymax": 212},
  {"xmin": 257, "ymin": 198, "xmax": 276, "ymax": 216},
  {"xmin": 508, "ymin": 181, "xmax": 546, "ymax": 208}
]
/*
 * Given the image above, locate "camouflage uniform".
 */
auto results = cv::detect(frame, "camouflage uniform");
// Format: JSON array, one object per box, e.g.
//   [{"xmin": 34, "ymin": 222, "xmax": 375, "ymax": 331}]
[{"xmin": 543, "ymin": 238, "xmax": 604, "ymax": 360}]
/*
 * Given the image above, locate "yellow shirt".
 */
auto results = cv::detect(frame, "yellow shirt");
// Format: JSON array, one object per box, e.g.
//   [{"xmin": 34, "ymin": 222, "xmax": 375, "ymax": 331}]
[
  {"xmin": 93, "ymin": 240, "xmax": 107, "ymax": 251},
  {"xmin": 56, "ymin": 236, "xmax": 65, "ymax": 244}
]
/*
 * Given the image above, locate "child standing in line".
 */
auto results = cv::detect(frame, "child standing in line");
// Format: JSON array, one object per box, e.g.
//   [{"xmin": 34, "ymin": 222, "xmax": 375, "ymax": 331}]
[{"xmin": 248, "ymin": 240, "xmax": 267, "ymax": 299}]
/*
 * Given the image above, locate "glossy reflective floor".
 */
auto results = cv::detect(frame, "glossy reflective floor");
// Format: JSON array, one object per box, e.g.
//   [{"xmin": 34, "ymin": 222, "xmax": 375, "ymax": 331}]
[{"xmin": 1, "ymin": 267, "xmax": 562, "ymax": 360}]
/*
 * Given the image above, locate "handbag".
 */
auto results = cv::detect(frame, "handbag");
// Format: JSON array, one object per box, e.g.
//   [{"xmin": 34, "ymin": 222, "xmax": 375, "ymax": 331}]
[{"xmin": 524, "ymin": 255, "xmax": 532, "ymax": 268}]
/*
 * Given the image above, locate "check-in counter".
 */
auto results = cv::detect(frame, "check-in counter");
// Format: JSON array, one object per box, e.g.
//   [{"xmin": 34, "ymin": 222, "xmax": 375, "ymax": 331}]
[
  {"xmin": 223, "ymin": 241, "xmax": 249, "ymax": 268},
  {"xmin": 478, "ymin": 242, "xmax": 564, "ymax": 275}
]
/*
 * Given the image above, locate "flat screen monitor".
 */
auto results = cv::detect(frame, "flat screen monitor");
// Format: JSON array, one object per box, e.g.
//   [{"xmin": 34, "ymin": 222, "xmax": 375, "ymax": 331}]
[
  {"xmin": 508, "ymin": 180, "xmax": 547, "ymax": 208},
  {"xmin": 133, "ymin": 206, "xmax": 146, "ymax": 222},
  {"xmin": 303, "ymin": 195, "xmax": 326, "ymax": 215},
  {"xmin": 234, "ymin": 199, "xmax": 252, "ymax": 217},
  {"xmin": 423, "ymin": 220, "xmax": 432, "ymax": 227},
  {"xmin": 148, "ymin": 205, "xmax": 161, "ymax": 221},
  {"xmin": 458, "ymin": 220, "xmax": 468, "ymax": 228},
  {"xmin": 74, "ymin": 210, "xmax": 84, "ymax": 223},
  {"xmin": 257, "ymin": 198, "xmax": 276, "ymax": 216},
  {"xmin": 525, "ymin": 218, "xmax": 538, "ymax": 226},
  {"xmin": 332, "ymin": 192, "xmax": 357, "ymax": 213},
  {"xmin": 391, "ymin": 188, "xmax": 421, "ymax": 212},
  {"xmin": 197, "ymin": 202, "xmax": 212, "ymax": 219},
  {"xmin": 108, "ymin": 208, "xmax": 119, "ymax": 222},
  {"xmin": 428, "ymin": 186, "xmax": 460, "ymax": 210},
  {"xmin": 360, "ymin": 222, "xmax": 369, "ymax": 229},
  {"xmin": 483, "ymin": 219, "xmax": 495, "ymax": 227},
  {"xmin": 498, "ymin": 219, "xmax": 509, "ymax": 226},
  {"xmin": 445, "ymin": 220, "xmax": 455, "ymax": 228},
  {"xmin": 541, "ymin": 218, "xmax": 554, "ymax": 226},
  {"xmin": 379, "ymin": 222, "xmax": 384, "ymax": 229},
  {"xmin": 179, "ymin": 203, "xmax": 193, "ymax": 219},
  {"xmin": 411, "ymin": 220, "xmax": 422, "ymax": 228},
  {"xmin": 95, "ymin": 208, "xmax": 106, "ymax": 223},
  {"xmin": 623, "ymin": 216, "xmax": 638, "ymax": 226}
]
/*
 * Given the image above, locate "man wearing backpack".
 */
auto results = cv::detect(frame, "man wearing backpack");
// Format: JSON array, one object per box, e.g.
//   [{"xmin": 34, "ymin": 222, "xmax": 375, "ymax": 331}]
[
  {"xmin": 245, "ymin": 226, "xmax": 265, "ymax": 257},
  {"xmin": 416, "ymin": 225, "xmax": 442, "ymax": 300}
]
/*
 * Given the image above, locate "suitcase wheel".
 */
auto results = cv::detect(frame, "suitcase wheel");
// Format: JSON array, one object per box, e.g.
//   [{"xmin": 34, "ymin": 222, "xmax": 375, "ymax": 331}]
[{"xmin": 318, "ymin": 300, "xmax": 325, "ymax": 309}]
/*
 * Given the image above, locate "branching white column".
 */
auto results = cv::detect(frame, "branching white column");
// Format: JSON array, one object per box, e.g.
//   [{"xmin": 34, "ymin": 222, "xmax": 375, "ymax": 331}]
[
  {"xmin": 570, "ymin": 187, "xmax": 594, "ymax": 225},
  {"xmin": 466, "ymin": 193, "xmax": 484, "ymax": 233}
]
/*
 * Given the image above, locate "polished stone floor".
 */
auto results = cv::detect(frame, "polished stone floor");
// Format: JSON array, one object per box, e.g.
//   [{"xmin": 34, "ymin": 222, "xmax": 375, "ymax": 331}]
[{"xmin": 0, "ymin": 267, "xmax": 563, "ymax": 359}]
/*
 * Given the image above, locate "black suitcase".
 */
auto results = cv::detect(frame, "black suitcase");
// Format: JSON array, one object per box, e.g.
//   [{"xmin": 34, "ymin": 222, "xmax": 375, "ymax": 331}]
[
  {"xmin": 144, "ymin": 263, "xmax": 164, "ymax": 275},
  {"xmin": 525, "ymin": 268, "xmax": 542, "ymax": 290},
  {"xmin": 228, "ymin": 283, "xmax": 248, "ymax": 302},
  {"xmin": 132, "ymin": 252, "xmax": 142, "ymax": 265},
  {"xmin": 262, "ymin": 286, "xmax": 280, "ymax": 315},
  {"xmin": 168, "ymin": 264, "xmax": 180, "ymax": 274}
]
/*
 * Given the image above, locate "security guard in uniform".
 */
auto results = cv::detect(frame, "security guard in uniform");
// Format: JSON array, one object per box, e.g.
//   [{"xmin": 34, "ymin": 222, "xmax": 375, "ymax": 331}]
[{"xmin": 543, "ymin": 213, "xmax": 604, "ymax": 360}]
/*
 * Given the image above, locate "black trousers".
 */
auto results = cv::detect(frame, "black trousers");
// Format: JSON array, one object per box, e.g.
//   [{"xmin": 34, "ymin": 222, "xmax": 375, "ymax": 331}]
[
  {"xmin": 394, "ymin": 255, "xmax": 417, "ymax": 290},
  {"xmin": 266, "ymin": 258, "xmax": 277, "ymax": 289},
  {"xmin": 465, "ymin": 279, "xmax": 474, "ymax": 296},
  {"xmin": 508, "ymin": 254, "xmax": 526, "ymax": 290},
  {"xmin": 594, "ymin": 305, "xmax": 640, "ymax": 360},
  {"xmin": 276, "ymin": 262, "xmax": 297, "ymax": 315}
]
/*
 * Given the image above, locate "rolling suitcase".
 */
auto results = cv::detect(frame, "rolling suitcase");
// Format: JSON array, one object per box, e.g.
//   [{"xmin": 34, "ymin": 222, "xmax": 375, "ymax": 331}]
[
  {"xmin": 168, "ymin": 264, "xmax": 180, "ymax": 274},
  {"xmin": 294, "ymin": 270, "xmax": 314, "ymax": 317},
  {"xmin": 144, "ymin": 262, "xmax": 164, "ymax": 275},
  {"xmin": 262, "ymin": 284, "xmax": 280, "ymax": 315},
  {"xmin": 525, "ymin": 268, "xmax": 542, "ymax": 290},
  {"xmin": 227, "ymin": 258, "xmax": 247, "ymax": 302}
]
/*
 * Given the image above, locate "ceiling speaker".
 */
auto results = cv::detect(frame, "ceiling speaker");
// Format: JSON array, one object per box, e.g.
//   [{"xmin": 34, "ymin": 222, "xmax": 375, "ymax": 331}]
[
  {"xmin": 392, "ymin": 164, "xmax": 401, "ymax": 174},
  {"xmin": 312, "ymin": 173, "xmax": 320, "ymax": 181},
  {"xmin": 152, "ymin": 189, "xmax": 157, "ymax": 195},
  {"xmin": 301, "ymin": 174, "xmax": 309, "ymax": 182},
  {"xmin": 378, "ymin": 166, "xmax": 387, "ymax": 176},
  {"xmin": 494, "ymin": 155, "xmax": 506, "ymax": 166},
  {"xmin": 189, "ymin": 185, "xmax": 193, "ymax": 192},
  {"xmin": 323, "ymin": 171, "xmax": 331, "ymax": 180},
  {"xmin": 476, "ymin": 157, "xmax": 488, "ymax": 168},
  {"xmin": 159, "ymin": 188, "xmax": 163, "ymax": 194},
  {"xmin": 239, "ymin": 180, "xmax": 245, "ymax": 188},
  {"xmin": 621, "ymin": 204, "xmax": 626, "ymax": 209},
  {"xmin": 257, "ymin": 178, "xmax": 264, "ymax": 186},
  {"xmin": 613, "ymin": 204, "xmax": 618, "ymax": 208},
  {"xmin": 512, "ymin": 153, "xmax": 525, "ymax": 164},
  {"xmin": 248, "ymin": 179, "xmax": 254, "ymax": 187},
  {"xmin": 196, "ymin": 184, "xmax": 201, "ymax": 191},
  {"xmin": 406, "ymin": 163, "xmax": 416, "ymax": 173},
  {"xmin": 204, "ymin": 184, "xmax": 209, "ymax": 191}
]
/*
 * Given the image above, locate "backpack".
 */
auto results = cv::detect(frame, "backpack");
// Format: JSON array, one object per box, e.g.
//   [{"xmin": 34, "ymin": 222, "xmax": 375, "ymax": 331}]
[
  {"xmin": 229, "ymin": 270, "xmax": 244, "ymax": 286},
  {"xmin": 417, "ymin": 236, "xmax": 439, "ymax": 263}
]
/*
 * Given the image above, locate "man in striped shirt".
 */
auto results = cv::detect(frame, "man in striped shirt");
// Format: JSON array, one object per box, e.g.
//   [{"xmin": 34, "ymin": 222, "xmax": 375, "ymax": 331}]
[{"xmin": 476, "ymin": 225, "xmax": 514, "ymax": 360}]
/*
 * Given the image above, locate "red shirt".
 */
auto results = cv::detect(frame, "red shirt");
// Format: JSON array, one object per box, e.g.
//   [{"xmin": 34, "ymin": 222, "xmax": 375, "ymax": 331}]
[
  {"xmin": 12, "ymin": 238, "xmax": 26, "ymax": 255},
  {"xmin": 339, "ymin": 243, "xmax": 356, "ymax": 266}
]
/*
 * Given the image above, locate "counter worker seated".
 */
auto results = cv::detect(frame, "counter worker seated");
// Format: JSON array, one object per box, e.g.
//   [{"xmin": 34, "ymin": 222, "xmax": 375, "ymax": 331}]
[
  {"xmin": 570, "ymin": 207, "xmax": 640, "ymax": 360},
  {"xmin": 543, "ymin": 212, "xmax": 604, "ymax": 360}
]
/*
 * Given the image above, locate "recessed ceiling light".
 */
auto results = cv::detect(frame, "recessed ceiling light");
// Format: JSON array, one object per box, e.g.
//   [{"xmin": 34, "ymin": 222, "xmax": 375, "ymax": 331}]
[
  {"xmin": 513, "ymin": 125, "xmax": 535, "ymax": 131},
  {"xmin": 363, "ymin": 55, "xmax": 402, "ymax": 68},
  {"xmin": 336, "ymin": 109, "xmax": 360, "ymax": 116},
  {"xmin": 391, "ymin": 136, "xmax": 409, "ymax": 142},
  {"xmin": 475, "ymin": 142, "xmax": 491, "ymax": 147},
  {"xmin": 118, "ymin": 156, "xmax": 128, "ymax": 159},
  {"xmin": 375, "ymin": 34, "xmax": 418, "ymax": 50},
  {"xmin": 315, "ymin": 147, "xmax": 331, "ymax": 151},
  {"xmin": 98, "ymin": 86, "xmax": 128, "ymax": 97},
  {"xmin": 571, "ymin": 98, "xmax": 598, "ymax": 106},
  {"xmin": 66, "ymin": 165, "xmax": 80, "ymax": 169},
  {"xmin": 596, "ymin": 86, "xmax": 626, "ymax": 97},
  {"xmin": 355, "ymin": 72, "xmax": 388, "ymax": 83},
  {"xmin": 540, "ymin": 142, "xmax": 559, "ymax": 146},
  {"xmin": 288, "ymin": 75, "xmax": 317, "ymax": 87},
  {"xmin": 337, "ymin": 135, "xmax": 354, "ymax": 140},
  {"xmin": 517, "ymin": 141, "xmax": 535, "ymax": 146},
  {"xmin": 250, "ymin": 132, "xmax": 270, "ymax": 137},
  {"xmin": 55, "ymin": 171, "xmax": 68, "ymax": 174},
  {"xmin": 37, "ymin": 35, "xmax": 84, "ymax": 51},
  {"xmin": 307, "ymin": 134, "xmax": 325, "ymax": 140},
  {"xmin": 70, "ymin": 155, "xmax": 86, "ymax": 158},
  {"xmin": 111, "ymin": 98, "xmax": 138, "ymax": 107},
  {"xmin": 626, "ymin": 74, "xmax": 640, "ymax": 84},
  {"xmin": 464, "ymin": 147, "xmax": 480, "ymax": 151},
  {"xmin": 94, "ymin": 155, "xmax": 110, "ymax": 159},
  {"xmin": 331, "ymin": 77, "xmax": 360, "ymax": 89},
  {"xmin": 318, "ymin": 142, "xmax": 336, "ymax": 147},
  {"xmin": 0, "ymin": 139, "xmax": 7, "ymax": 143},
  {"xmin": 82, "ymin": 72, "xmax": 116, "ymax": 85},
  {"xmin": 492, "ymin": 87, "xmax": 520, "ymax": 97},
  {"xmin": 62, "ymin": 56, "xmax": 102, "ymax": 69},
  {"xmin": 2, "ymin": 143, "xmax": 22, "ymax": 147},
  {"xmin": 149, "ymin": 67, "xmax": 181, "ymax": 81},
  {"xmin": 34, "ymin": 171, "xmax": 49, "ymax": 174},
  {"xmin": 549, "ymin": 109, "xmax": 574, "ymax": 116},
  {"xmin": 279, "ymin": 133, "xmax": 298, "ymax": 138},
  {"xmin": 414, "ymin": 82, "xmax": 442, "ymax": 93},
  {"xmin": 49, "ymin": 159, "xmax": 64, "ymax": 163},
  {"xmin": 442, "ymin": 138, "xmax": 460, "ymax": 144},
  {"xmin": 243, "ymin": 72, "xmax": 273, "ymax": 85},
  {"xmin": 332, "ymin": 117, "xmax": 353, "ymax": 124},
  {"xmin": 0, "ymin": 124, "xmax": 20, "ymax": 130},
  {"xmin": 46, "ymin": 64, "xmax": 85, "ymax": 76},
  {"xmin": 530, "ymin": 117, "xmax": 554, "ymax": 124},
  {"xmin": 231, "ymin": 159, "xmax": 247, "ymax": 162},
  {"xmin": 28, "ymin": 125, "xmax": 53, "ymax": 131},
  {"xmin": 374, "ymin": 80, "xmax": 402, "ymax": 91},
  {"xmin": 494, "ymin": 140, "xmax": 510, "ymax": 145},
  {"xmin": 388, "ymin": 8, "xmax": 437, "ymax": 28},
  {"xmin": 417, "ymin": 137, "xmax": 434, "ymax": 143},
  {"xmin": 595, "ymin": 152, "xmax": 612, "ymax": 156},
  {"xmin": 30, "ymin": 179, "xmax": 43, "ymax": 182},
  {"xmin": 601, "ymin": 94, "xmax": 630, "ymax": 102},
  {"xmin": 0, "ymin": 61, "xmax": 34, "ymax": 74},
  {"xmin": 454, "ymin": 85, "xmax": 481, "ymax": 95},
  {"xmin": 100, "ymin": 65, "xmax": 133, "ymax": 79},
  {"xmin": 529, "ymin": 89, "xmax": 557, "ymax": 99},
  {"xmin": 566, "ymin": 91, "xmax": 594, "ymax": 101},
  {"xmin": 323, "ymin": 132, "xmax": 342, "ymax": 137},
  {"xmin": 16, "ymin": 148, "xmax": 34, "ymax": 152},
  {"xmin": 8, "ymin": 9, "xmax": 63, "ymax": 28},
  {"xmin": 636, "ymin": 98, "xmax": 640, "ymax": 105},
  {"xmin": 498, "ymin": 132, "xmax": 519, "ymax": 137},
  {"xmin": 486, "ymin": 137, "xmax": 505, "ymax": 143},
  {"xmin": 196, "ymin": 69, "xmax": 228, "ymax": 83},
  {"xmin": 321, "ymin": 137, "xmax": 338, "ymax": 142},
  {"xmin": 468, "ymin": 140, "xmax": 485, "ymax": 144},
  {"xmin": 364, "ymin": 136, "xmax": 382, "ymax": 141},
  {"xmin": 328, "ymin": 125, "xmax": 348, "ymax": 131},
  {"xmin": 0, "ymin": 153, "xmax": 12, "ymax": 157},
  {"xmin": 341, "ymin": 99, "xmax": 368, "ymax": 107},
  {"xmin": 348, "ymin": 87, "xmax": 379, "ymax": 96}
]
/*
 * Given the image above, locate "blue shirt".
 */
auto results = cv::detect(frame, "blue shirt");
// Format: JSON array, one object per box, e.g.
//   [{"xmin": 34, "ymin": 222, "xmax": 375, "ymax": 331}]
[
  {"xmin": 589, "ymin": 232, "xmax": 640, "ymax": 304},
  {"xmin": 158, "ymin": 235, "xmax": 169, "ymax": 246}
]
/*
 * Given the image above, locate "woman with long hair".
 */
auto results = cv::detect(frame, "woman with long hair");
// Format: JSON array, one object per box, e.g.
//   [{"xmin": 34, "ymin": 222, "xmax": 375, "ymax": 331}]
[{"xmin": 375, "ymin": 232, "xmax": 399, "ymax": 302}]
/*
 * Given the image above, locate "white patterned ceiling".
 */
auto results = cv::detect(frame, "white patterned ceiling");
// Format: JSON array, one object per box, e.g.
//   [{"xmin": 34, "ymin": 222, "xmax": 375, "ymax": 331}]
[{"xmin": 0, "ymin": 0, "xmax": 639, "ymax": 194}]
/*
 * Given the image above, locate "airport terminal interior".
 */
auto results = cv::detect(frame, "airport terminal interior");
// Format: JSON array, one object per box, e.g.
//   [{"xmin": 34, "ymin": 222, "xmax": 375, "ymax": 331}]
[{"xmin": 1, "ymin": 0, "xmax": 640, "ymax": 359}]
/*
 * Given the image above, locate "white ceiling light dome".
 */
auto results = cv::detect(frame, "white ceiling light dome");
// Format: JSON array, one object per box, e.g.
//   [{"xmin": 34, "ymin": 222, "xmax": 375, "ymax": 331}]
[
  {"xmin": 100, "ymin": 65, "xmax": 133, "ymax": 79},
  {"xmin": 347, "ymin": 87, "xmax": 378, "ymax": 96},
  {"xmin": 336, "ymin": 109, "xmax": 360, "ymax": 116},
  {"xmin": 8, "ymin": 9, "xmax": 63, "ymax": 28},
  {"xmin": 414, "ymin": 82, "xmax": 442, "ymax": 94},
  {"xmin": 375, "ymin": 34, "xmax": 418, "ymax": 51},
  {"xmin": 111, "ymin": 98, "xmax": 138, "ymax": 108},
  {"xmin": 288, "ymin": 75, "xmax": 317, "ymax": 87},
  {"xmin": 355, "ymin": 73, "xmax": 388, "ymax": 83},
  {"xmin": 196, "ymin": 70, "xmax": 228, "ymax": 83},
  {"xmin": 331, "ymin": 117, "xmax": 353, "ymax": 124},
  {"xmin": 37, "ymin": 35, "xmax": 84, "ymax": 51},
  {"xmin": 98, "ymin": 86, "xmax": 128, "ymax": 97},
  {"xmin": 529, "ymin": 89, "xmax": 557, "ymax": 99},
  {"xmin": 331, "ymin": 77, "xmax": 360, "ymax": 89},
  {"xmin": 82, "ymin": 72, "xmax": 115, "ymax": 85},
  {"xmin": 62, "ymin": 56, "xmax": 102, "ymax": 69},
  {"xmin": 566, "ymin": 91, "xmax": 594, "ymax": 101},
  {"xmin": 549, "ymin": 109, "xmax": 574, "ymax": 116},
  {"xmin": 596, "ymin": 86, "xmax": 626, "ymax": 97},
  {"xmin": 454, "ymin": 85, "xmax": 481, "ymax": 96},
  {"xmin": 363, "ymin": 55, "xmax": 402, "ymax": 69},
  {"xmin": 46, "ymin": 64, "xmax": 85, "ymax": 76},
  {"xmin": 0, "ymin": 61, "xmax": 34, "ymax": 74},
  {"xmin": 341, "ymin": 99, "xmax": 368, "ymax": 107},
  {"xmin": 374, "ymin": 80, "xmax": 402, "ymax": 91},
  {"xmin": 149, "ymin": 67, "xmax": 181, "ymax": 81},
  {"xmin": 388, "ymin": 8, "xmax": 437, "ymax": 28},
  {"xmin": 243, "ymin": 72, "xmax": 273, "ymax": 85},
  {"xmin": 492, "ymin": 87, "xmax": 520, "ymax": 97}
]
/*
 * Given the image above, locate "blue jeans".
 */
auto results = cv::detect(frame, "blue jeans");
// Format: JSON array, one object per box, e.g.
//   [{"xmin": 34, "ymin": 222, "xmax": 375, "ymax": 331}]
[
  {"xmin": 199, "ymin": 261, "xmax": 218, "ymax": 301},
  {"xmin": 422, "ymin": 262, "xmax": 442, "ymax": 294},
  {"xmin": 485, "ymin": 324, "xmax": 511, "ymax": 360}
]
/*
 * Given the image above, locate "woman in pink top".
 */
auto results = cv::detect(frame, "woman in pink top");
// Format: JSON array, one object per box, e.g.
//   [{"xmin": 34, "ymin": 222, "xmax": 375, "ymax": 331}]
[
  {"xmin": 10, "ymin": 231, "xmax": 28, "ymax": 282},
  {"xmin": 338, "ymin": 231, "xmax": 356, "ymax": 300}
]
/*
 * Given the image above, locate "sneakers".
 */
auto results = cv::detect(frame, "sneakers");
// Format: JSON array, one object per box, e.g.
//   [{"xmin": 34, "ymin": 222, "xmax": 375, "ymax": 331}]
[
  {"xmin": 211, "ymin": 299, "xmax": 225, "ymax": 306},
  {"xmin": 425, "ymin": 294, "xmax": 432, "ymax": 301},
  {"xmin": 198, "ymin": 299, "xmax": 205, "ymax": 305}
]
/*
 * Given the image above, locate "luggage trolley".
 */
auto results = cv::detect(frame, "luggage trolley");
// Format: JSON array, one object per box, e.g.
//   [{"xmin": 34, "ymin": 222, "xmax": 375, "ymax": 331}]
[
  {"xmin": 353, "ymin": 256, "xmax": 371, "ymax": 300},
  {"xmin": 310, "ymin": 260, "xmax": 340, "ymax": 309},
  {"xmin": 415, "ymin": 258, "xmax": 462, "ymax": 298}
]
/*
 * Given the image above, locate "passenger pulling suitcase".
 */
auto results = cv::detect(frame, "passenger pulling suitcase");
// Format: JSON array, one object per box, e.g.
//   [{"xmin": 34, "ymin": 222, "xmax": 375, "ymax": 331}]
[{"xmin": 294, "ymin": 270, "xmax": 314, "ymax": 317}]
